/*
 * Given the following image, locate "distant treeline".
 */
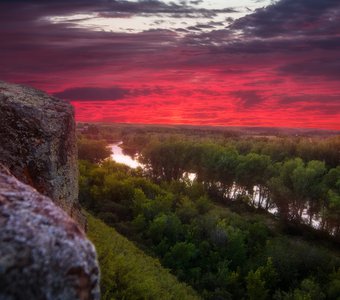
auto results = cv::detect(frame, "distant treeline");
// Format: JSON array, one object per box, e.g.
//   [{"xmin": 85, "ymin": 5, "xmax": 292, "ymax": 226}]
[{"xmin": 78, "ymin": 123, "xmax": 340, "ymax": 167}]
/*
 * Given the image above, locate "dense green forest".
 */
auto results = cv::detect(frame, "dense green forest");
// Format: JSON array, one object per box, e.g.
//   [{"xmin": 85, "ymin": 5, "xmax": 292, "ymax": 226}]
[
  {"xmin": 87, "ymin": 213, "xmax": 199, "ymax": 299},
  {"xmin": 79, "ymin": 124, "xmax": 340, "ymax": 299}
]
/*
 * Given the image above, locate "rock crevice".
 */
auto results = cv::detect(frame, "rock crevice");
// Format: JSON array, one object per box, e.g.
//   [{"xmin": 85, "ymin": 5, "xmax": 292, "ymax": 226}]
[{"xmin": 0, "ymin": 81, "xmax": 84, "ymax": 226}]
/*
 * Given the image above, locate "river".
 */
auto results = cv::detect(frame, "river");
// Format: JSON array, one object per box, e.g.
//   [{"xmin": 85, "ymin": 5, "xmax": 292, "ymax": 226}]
[
  {"xmin": 108, "ymin": 142, "xmax": 322, "ymax": 230},
  {"xmin": 108, "ymin": 142, "xmax": 196, "ymax": 180},
  {"xmin": 108, "ymin": 142, "xmax": 143, "ymax": 169}
]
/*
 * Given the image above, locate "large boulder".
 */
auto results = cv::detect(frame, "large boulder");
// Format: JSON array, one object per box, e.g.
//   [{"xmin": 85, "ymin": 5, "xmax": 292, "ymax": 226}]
[
  {"xmin": 0, "ymin": 81, "xmax": 83, "ymax": 226},
  {"xmin": 0, "ymin": 170, "xmax": 99, "ymax": 300}
]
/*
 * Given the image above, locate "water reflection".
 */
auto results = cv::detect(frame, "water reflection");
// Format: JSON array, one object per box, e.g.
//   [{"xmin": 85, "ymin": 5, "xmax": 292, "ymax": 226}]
[
  {"xmin": 183, "ymin": 172, "xmax": 197, "ymax": 182},
  {"xmin": 229, "ymin": 184, "xmax": 322, "ymax": 229},
  {"xmin": 109, "ymin": 143, "xmax": 195, "ymax": 180},
  {"xmin": 109, "ymin": 143, "xmax": 324, "ymax": 231},
  {"xmin": 108, "ymin": 142, "xmax": 143, "ymax": 169}
]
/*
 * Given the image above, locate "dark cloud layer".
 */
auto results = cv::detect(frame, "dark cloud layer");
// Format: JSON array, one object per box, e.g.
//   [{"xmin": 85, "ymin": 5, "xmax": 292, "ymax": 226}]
[
  {"xmin": 54, "ymin": 86, "xmax": 130, "ymax": 101},
  {"xmin": 279, "ymin": 58, "xmax": 340, "ymax": 80},
  {"xmin": 231, "ymin": 90, "xmax": 266, "ymax": 107},
  {"xmin": 54, "ymin": 85, "xmax": 168, "ymax": 100},
  {"xmin": 231, "ymin": 0, "xmax": 340, "ymax": 38},
  {"xmin": 0, "ymin": 0, "xmax": 236, "ymax": 19},
  {"xmin": 0, "ymin": 0, "xmax": 339, "ymax": 129}
]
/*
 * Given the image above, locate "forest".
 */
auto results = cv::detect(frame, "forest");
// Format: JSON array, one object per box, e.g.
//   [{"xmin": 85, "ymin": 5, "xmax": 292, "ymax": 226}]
[{"xmin": 79, "ymin": 123, "xmax": 340, "ymax": 300}]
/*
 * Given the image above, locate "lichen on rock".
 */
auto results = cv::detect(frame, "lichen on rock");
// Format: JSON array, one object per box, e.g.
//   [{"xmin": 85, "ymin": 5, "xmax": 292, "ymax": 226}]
[
  {"xmin": 0, "ymin": 170, "xmax": 100, "ymax": 300},
  {"xmin": 0, "ymin": 81, "xmax": 84, "ymax": 227}
]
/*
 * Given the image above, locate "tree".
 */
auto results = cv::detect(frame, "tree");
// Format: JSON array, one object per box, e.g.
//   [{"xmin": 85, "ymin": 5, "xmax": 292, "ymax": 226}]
[
  {"xmin": 327, "ymin": 268, "xmax": 340, "ymax": 299},
  {"xmin": 176, "ymin": 196, "xmax": 198, "ymax": 224},
  {"xmin": 236, "ymin": 153, "xmax": 272, "ymax": 205},
  {"xmin": 164, "ymin": 242, "xmax": 197, "ymax": 270},
  {"xmin": 246, "ymin": 269, "xmax": 268, "ymax": 300},
  {"xmin": 292, "ymin": 278, "xmax": 325, "ymax": 300},
  {"xmin": 78, "ymin": 138, "xmax": 111, "ymax": 163},
  {"xmin": 141, "ymin": 141, "xmax": 191, "ymax": 181},
  {"xmin": 290, "ymin": 160, "xmax": 326, "ymax": 223},
  {"xmin": 246, "ymin": 258, "xmax": 277, "ymax": 300},
  {"xmin": 323, "ymin": 167, "xmax": 340, "ymax": 235},
  {"xmin": 148, "ymin": 213, "xmax": 182, "ymax": 244}
]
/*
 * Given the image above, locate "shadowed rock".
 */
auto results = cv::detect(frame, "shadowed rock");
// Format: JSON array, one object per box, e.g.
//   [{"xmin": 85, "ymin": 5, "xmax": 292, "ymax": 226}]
[
  {"xmin": 0, "ymin": 81, "xmax": 84, "ymax": 227},
  {"xmin": 0, "ymin": 170, "xmax": 100, "ymax": 300}
]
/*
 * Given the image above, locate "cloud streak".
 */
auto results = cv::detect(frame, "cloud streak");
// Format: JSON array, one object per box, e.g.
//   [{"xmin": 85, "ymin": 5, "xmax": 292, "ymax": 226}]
[
  {"xmin": 0, "ymin": 0, "xmax": 339, "ymax": 129},
  {"xmin": 54, "ymin": 86, "xmax": 130, "ymax": 101}
]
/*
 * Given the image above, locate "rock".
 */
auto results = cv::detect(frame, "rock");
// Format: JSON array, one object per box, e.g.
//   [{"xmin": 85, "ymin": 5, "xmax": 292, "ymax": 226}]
[
  {"xmin": 0, "ymin": 82, "xmax": 100, "ymax": 298},
  {"xmin": 0, "ymin": 81, "xmax": 84, "ymax": 227},
  {"xmin": 0, "ymin": 170, "xmax": 100, "ymax": 300}
]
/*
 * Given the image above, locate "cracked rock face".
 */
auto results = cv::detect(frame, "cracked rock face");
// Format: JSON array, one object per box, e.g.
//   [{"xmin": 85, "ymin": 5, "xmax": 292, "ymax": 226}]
[
  {"xmin": 0, "ymin": 171, "xmax": 100, "ymax": 300},
  {"xmin": 0, "ymin": 81, "xmax": 84, "ymax": 226}
]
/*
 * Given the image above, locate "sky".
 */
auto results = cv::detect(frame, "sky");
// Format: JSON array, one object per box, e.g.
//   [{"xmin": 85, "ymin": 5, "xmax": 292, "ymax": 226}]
[{"xmin": 1, "ymin": 0, "xmax": 340, "ymax": 130}]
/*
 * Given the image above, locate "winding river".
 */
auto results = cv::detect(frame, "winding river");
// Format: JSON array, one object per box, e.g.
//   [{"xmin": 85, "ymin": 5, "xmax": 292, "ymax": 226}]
[{"xmin": 108, "ymin": 142, "xmax": 322, "ymax": 230}]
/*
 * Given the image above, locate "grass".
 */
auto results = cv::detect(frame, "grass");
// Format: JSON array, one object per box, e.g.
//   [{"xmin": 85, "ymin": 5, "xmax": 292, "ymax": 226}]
[{"xmin": 87, "ymin": 213, "xmax": 200, "ymax": 300}]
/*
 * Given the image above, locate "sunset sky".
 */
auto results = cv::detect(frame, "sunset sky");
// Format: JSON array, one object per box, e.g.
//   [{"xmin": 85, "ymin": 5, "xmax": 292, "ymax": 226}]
[{"xmin": 1, "ymin": 0, "xmax": 340, "ymax": 130}]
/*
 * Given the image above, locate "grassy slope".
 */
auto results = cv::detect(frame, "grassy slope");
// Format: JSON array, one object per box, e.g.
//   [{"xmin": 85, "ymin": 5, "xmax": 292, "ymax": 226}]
[{"xmin": 87, "ymin": 213, "xmax": 200, "ymax": 300}]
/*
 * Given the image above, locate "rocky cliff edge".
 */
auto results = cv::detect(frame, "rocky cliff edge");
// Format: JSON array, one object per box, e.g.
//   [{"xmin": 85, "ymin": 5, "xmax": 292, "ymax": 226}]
[
  {"xmin": 0, "ymin": 82, "xmax": 100, "ymax": 299},
  {"xmin": 0, "ymin": 81, "xmax": 84, "ymax": 227}
]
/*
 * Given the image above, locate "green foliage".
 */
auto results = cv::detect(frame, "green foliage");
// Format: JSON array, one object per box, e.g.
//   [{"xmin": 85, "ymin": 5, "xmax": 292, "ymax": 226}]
[
  {"xmin": 79, "ymin": 127, "xmax": 340, "ymax": 237},
  {"xmin": 236, "ymin": 152, "xmax": 272, "ymax": 191},
  {"xmin": 78, "ymin": 128, "xmax": 340, "ymax": 299},
  {"xmin": 87, "ymin": 213, "xmax": 200, "ymax": 300},
  {"xmin": 246, "ymin": 258, "xmax": 278, "ymax": 300},
  {"xmin": 274, "ymin": 278, "xmax": 326, "ymax": 300},
  {"xmin": 78, "ymin": 138, "xmax": 111, "ymax": 163},
  {"xmin": 148, "ymin": 213, "xmax": 182, "ymax": 244},
  {"xmin": 246, "ymin": 268, "xmax": 268, "ymax": 300},
  {"xmin": 164, "ymin": 242, "xmax": 197, "ymax": 271},
  {"xmin": 140, "ymin": 138, "xmax": 340, "ymax": 237},
  {"xmin": 327, "ymin": 269, "xmax": 340, "ymax": 299},
  {"xmin": 141, "ymin": 141, "xmax": 192, "ymax": 181},
  {"xmin": 293, "ymin": 278, "xmax": 326, "ymax": 300},
  {"xmin": 80, "ymin": 159, "xmax": 340, "ymax": 299}
]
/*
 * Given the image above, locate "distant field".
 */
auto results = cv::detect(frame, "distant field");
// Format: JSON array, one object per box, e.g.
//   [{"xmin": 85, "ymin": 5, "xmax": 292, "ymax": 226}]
[{"xmin": 77, "ymin": 122, "xmax": 340, "ymax": 138}]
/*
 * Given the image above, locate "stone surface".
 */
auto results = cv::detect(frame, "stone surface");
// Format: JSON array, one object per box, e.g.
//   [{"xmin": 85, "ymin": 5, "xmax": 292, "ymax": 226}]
[
  {"xmin": 0, "ymin": 170, "xmax": 100, "ymax": 300},
  {"xmin": 0, "ymin": 81, "xmax": 84, "ymax": 226}
]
